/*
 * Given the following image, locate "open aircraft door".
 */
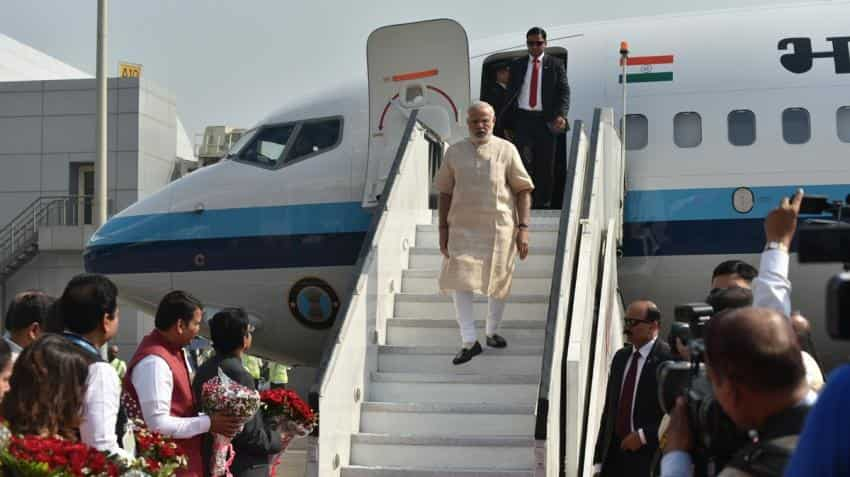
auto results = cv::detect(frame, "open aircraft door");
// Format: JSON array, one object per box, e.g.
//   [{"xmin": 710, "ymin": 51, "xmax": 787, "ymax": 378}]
[{"xmin": 362, "ymin": 19, "xmax": 471, "ymax": 206}]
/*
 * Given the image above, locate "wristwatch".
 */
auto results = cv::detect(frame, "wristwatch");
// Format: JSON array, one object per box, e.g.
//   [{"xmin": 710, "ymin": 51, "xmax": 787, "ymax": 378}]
[
  {"xmin": 765, "ymin": 241, "xmax": 788, "ymax": 253},
  {"xmin": 517, "ymin": 223, "xmax": 529, "ymax": 229}
]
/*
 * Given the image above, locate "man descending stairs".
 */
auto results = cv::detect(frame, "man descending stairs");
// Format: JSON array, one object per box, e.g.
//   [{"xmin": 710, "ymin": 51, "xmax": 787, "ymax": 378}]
[{"xmin": 341, "ymin": 211, "xmax": 559, "ymax": 477}]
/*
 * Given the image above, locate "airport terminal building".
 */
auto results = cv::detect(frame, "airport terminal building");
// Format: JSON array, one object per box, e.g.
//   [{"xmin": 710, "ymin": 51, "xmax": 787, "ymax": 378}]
[{"xmin": 0, "ymin": 33, "xmax": 195, "ymax": 358}]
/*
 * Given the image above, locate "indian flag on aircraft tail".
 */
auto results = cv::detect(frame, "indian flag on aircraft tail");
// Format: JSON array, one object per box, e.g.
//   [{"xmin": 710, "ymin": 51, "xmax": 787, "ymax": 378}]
[{"xmin": 618, "ymin": 55, "xmax": 674, "ymax": 83}]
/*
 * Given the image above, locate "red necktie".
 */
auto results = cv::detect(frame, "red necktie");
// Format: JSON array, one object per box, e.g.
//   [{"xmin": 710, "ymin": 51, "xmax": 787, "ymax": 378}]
[
  {"xmin": 616, "ymin": 350, "xmax": 641, "ymax": 438},
  {"xmin": 529, "ymin": 58, "xmax": 540, "ymax": 109}
]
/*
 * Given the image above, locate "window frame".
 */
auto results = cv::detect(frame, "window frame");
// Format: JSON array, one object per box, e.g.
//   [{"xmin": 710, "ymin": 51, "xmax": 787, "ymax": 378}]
[
  {"xmin": 837, "ymin": 106, "xmax": 850, "ymax": 143},
  {"xmin": 727, "ymin": 109, "xmax": 757, "ymax": 147},
  {"xmin": 282, "ymin": 115, "xmax": 345, "ymax": 167},
  {"xmin": 625, "ymin": 113, "xmax": 649, "ymax": 151},
  {"xmin": 230, "ymin": 115, "xmax": 344, "ymax": 170},
  {"xmin": 781, "ymin": 107, "xmax": 811, "ymax": 145},
  {"xmin": 673, "ymin": 111, "xmax": 703, "ymax": 148}
]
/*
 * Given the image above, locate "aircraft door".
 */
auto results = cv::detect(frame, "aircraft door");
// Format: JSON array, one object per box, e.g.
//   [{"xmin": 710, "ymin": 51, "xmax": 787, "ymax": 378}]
[{"xmin": 363, "ymin": 19, "xmax": 471, "ymax": 206}]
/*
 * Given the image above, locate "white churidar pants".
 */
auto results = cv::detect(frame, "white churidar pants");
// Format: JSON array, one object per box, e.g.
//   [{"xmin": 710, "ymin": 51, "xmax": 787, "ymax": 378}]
[{"xmin": 452, "ymin": 290, "xmax": 507, "ymax": 345}]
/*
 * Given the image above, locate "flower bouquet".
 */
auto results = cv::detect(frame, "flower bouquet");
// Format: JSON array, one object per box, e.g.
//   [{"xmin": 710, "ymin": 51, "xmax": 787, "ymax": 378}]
[
  {"xmin": 0, "ymin": 434, "xmax": 122, "ymax": 477},
  {"xmin": 258, "ymin": 388, "xmax": 317, "ymax": 476},
  {"xmin": 126, "ymin": 420, "xmax": 187, "ymax": 477},
  {"xmin": 200, "ymin": 368, "xmax": 261, "ymax": 477}
]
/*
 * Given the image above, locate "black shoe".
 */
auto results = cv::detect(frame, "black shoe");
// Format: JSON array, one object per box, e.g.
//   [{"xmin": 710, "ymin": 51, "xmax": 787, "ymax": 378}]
[
  {"xmin": 452, "ymin": 341, "xmax": 482, "ymax": 365},
  {"xmin": 486, "ymin": 334, "xmax": 508, "ymax": 348}
]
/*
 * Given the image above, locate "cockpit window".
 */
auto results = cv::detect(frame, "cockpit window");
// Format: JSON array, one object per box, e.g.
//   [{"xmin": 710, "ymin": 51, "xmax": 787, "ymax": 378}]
[
  {"xmin": 225, "ymin": 128, "xmax": 257, "ymax": 158},
  {"xmin": 235, "ymin": 124, "xmax": 296, "ymax": 167},
  {"xmin": 286, "ymin": 118, "xmax": 342, "ymax": 163}
]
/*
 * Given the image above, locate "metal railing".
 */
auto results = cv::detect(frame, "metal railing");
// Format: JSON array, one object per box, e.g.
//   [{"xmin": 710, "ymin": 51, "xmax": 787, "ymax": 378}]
[{"xmin": 0, "ymin": 196, "xmax": 112, "ymax": 278}]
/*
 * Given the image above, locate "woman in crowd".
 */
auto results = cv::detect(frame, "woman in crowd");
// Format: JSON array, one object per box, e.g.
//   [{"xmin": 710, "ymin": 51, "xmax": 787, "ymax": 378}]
[
  {"xmin": 2, "ymin": 334, "xmax": 93, "ymax": 439},
  {"xmin": 192, "ymin": 308, "xmax": 283, "ymax": 477}
]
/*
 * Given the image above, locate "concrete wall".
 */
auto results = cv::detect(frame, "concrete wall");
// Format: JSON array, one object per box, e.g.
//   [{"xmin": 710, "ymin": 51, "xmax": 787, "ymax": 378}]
[{"xmin": 0, "ymin": 77, "xmax": 185, "ymax": 359}]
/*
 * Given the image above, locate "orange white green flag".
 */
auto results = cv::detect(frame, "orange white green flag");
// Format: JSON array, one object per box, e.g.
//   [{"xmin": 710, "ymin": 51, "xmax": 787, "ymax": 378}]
[{"xmin": 619, "ymin": 55, "xmax": 674, "ymax": 83}]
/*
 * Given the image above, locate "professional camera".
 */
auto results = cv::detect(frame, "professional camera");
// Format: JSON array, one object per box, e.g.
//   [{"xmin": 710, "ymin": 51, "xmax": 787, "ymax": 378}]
[
  {"xmin": 796, "ymin": 194, "xmax": 850, "ymax": 340},
  {"xmin": 656, "ymin": 303, "xmax": 748, "ymax": 476}
]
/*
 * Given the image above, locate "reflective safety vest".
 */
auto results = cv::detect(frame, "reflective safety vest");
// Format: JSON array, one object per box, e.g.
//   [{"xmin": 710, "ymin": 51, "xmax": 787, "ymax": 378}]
[
  {"xmin": 242, "ymin": 355, "xmax": 263, "ymax": 381},
  {"xmin": 111, "ymin": 358, "xmax": 127, "ymax": 379},
  {"xmin": 270, "ymin": 363, "xmax": 289, "ymax": 384}
]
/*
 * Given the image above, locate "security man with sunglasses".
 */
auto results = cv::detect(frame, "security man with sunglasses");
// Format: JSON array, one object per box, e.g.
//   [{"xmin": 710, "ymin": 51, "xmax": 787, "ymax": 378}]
[
  {"xmin": 507, "ymin": 26, "xmax": 570, "ymax": 209},
  {"xmin": 593, "ymin": 300, "xmax": 672, "ymax": 477}
]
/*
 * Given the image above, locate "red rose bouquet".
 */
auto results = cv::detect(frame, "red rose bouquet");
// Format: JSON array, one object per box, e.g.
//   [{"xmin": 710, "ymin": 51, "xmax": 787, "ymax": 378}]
[
  {"xmin": 0, "ymin": 434, "xmax": 122, "ymax": 477},
  {"xmin": 259, "ymin": 388, "xmax": 317, "ymax": 476},
  {"xmin": 201, "ymin": 368, "xmax": 261, "ymax": 477},
  {"xmin": 127, "ymin": 420, "xmax": 188, "ymax": 477}
]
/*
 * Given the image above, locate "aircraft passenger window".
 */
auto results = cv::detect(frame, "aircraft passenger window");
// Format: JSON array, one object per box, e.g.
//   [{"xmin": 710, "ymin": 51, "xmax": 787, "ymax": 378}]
[
  {"xmin": 674, "ymin": 112, "xmax": 702, "ymax": 148},
  {"xmin": 625, "ymin": 114, "xmax": 648, "ymax": 150},
  {"xmin": 838, "ymin": 106, "xmax": 850, "ymax": 143},
  {"xmin": 782, "ymin": 108, "xmax": 811, "ymax": 144},
  {"xmin": 728, "ymin": 110, "xmax": 756, "ymax": 146},
  {"xmin": 236, "ymin": 124, "xmax": 295, "ymax": 167},
  {"xmin": 286, "ymin": 118, "xmax": 342, "ymax": 163}
]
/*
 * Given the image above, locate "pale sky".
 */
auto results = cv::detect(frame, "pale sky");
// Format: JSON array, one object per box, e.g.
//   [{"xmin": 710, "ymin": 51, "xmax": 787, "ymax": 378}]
[{"xmin": 3, "ymin": 0, "xmax": 797, "ymax": 141}]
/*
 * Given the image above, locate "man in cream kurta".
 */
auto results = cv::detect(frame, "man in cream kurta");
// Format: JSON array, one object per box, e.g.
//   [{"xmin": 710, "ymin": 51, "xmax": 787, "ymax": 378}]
[{"xmin": 435, "ymin": 101, "xmax": 534, "ymax": 365}]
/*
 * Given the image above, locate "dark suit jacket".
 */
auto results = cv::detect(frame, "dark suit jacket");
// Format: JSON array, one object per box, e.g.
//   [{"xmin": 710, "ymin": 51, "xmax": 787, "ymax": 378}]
[
  {"xmin": 192, "ymin": 354, "xmax": 283, "ymax": 476},
  {"xmin": 481, "ymin": 82, "xmax": 514, "ymax": 135},
  {"xmin": 593, "ymin": 339, "xmax": 672, "ymax": 474},
  {"xmin": 507, "ymin": 54, "xmax": 570, "ymax": 124}
]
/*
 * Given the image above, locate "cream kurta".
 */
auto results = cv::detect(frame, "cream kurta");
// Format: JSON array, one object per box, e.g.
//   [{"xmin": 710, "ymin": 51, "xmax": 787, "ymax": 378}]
[{"xmin": 435, "ymin": 136, "xmax": 534, "ymax": 299}]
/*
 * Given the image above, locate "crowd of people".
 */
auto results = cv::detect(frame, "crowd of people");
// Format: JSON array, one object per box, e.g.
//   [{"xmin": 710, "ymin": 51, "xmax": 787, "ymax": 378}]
[{"xmin": 0, "ymin": 279, "xmax": 295, "ymax": 476}]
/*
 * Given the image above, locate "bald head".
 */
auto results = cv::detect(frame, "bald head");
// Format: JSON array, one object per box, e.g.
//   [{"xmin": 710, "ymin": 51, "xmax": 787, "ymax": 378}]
[
  {"xmin": 705, "ymin": 307, "xmax": 805, "ymax": 393},
  {"xmin": 626, "ymin": 300, "xmax": 659, "ymax": 319},
  {"xmin": 624, "ymin": 300, "xmax": 660, "ymax": 347}
]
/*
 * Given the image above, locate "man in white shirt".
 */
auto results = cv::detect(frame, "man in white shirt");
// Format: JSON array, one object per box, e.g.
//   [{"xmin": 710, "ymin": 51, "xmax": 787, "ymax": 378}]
[
  {"xmin": 507, "ymin": 26, "xmax": 570, "ymax": 209},
  {"xmin": 3, "ymin": 290, "xmax": 52, "ymax": 362},
  {"xmin": 752, "ymin": 189, "xmax": 803, "ymax": 316},
  {"xmin": 593, "ymin": 301, "xmax": 672, "ymax": 476},
  {"xmin": 123, "ymin": 290, "xmax": 241, "ymax": 477},
  {"xmin": 58, "ymin": 274, "xmax": 131, "ymax": 460}
]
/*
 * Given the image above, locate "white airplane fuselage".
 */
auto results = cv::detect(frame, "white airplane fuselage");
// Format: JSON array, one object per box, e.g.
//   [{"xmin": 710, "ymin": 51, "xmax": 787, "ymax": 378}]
[{"xmin": 85, "ymin": 2, "xmax": 850, "ymax": 369}]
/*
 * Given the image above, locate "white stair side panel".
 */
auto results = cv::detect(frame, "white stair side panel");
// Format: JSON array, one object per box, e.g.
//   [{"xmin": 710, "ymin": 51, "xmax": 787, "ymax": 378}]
[{"xmin": 350, "ymin": 434, "xmax": 535, "ymax": 470}]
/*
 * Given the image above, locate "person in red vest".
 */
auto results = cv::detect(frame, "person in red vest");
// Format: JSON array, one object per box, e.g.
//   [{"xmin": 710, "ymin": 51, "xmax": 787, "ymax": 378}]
[{"xmin": 124, "ymin": 291, "xmax": 241, "ymax": 477}]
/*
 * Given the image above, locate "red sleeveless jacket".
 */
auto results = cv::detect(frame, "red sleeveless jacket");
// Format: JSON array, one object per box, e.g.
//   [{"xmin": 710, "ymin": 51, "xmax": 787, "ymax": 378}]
[{"xmin": 124, "ymin": 330, "xmax": 204, "ymax": 477}]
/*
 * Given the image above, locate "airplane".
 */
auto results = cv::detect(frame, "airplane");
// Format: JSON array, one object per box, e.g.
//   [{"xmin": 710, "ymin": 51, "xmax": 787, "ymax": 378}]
[{"xmin": 85, "ymin": 1, "xmax": 850, "ymax": 370}]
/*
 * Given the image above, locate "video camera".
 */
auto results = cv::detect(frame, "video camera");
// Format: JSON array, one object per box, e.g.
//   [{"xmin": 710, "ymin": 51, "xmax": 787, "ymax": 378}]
[
  {"xmin": 656, "ymin": 303, "xmax": 748, "ymax": 476},
  {"xmin": 795, "ymin": 194, "xmax": 850, "ymax": 340}
]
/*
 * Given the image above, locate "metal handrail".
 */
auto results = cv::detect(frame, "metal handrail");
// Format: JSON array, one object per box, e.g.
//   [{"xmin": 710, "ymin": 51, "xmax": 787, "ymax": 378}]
[
  {"xmin": 309, "ymin": 109, "xmax": 421, "ymax": 412},
  {"xmin": 534, "ymin": 121, "xmax": 590, "ymax": 441},
  {"xmin": 0, "ymin": 195, "xmax": 112, "ymax": 273}
]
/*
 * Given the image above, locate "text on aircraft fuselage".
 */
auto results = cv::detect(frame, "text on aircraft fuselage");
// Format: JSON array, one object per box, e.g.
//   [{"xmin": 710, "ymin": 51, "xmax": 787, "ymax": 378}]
[{"xmin": 779, "ymin": 36, "xmax": 850, "ymax": 74}]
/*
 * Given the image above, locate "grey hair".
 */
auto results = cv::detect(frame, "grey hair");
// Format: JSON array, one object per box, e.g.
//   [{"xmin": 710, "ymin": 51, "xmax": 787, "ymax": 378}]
[{"xmin": 467, "ymin": 100, "xmax": 495, "ymax": 118}]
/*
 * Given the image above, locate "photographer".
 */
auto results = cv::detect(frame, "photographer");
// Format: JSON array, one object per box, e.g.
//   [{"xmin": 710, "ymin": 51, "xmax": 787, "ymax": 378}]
[
  {"xmin": 661, "ymin": 307, "xmax": 816, "ymax": 477},
  {"xmin": 752, "ymin": 190, "xmax": 803, "ymax": 317}
]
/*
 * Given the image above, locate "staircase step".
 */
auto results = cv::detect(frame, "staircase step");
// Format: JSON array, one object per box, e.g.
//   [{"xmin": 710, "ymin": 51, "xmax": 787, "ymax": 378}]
[
  {"xmin": 360, "ymin": 402, "xmax": 535, "ymax": 435},
  {"xmin": 351, "ymin": 433, "xmax": 535, "ymax": 470},
  {"xmin": 394, "ymin": 294, "xmax": 548, "ymax": 320},
  {"xmin": 403, "ymin": 273, "xmax": 552, "ymax": 294},
  {"xmin": 342, "ymin": 466, "xmax": 534, "ymax": 477},
  {"xmin": 409, "ymin": 248, "xmax": 556, "ymax": 270},
  {"xmin": 370, "ymin": 372, "xmax": 539, "ymax": 404},
  {"xmin": 387, "ymin": 319, "xmax": 546, "ymax": 347},
  {"xmin": 378, "ymin": 345, "xmax": 543, "ymax": 374}
]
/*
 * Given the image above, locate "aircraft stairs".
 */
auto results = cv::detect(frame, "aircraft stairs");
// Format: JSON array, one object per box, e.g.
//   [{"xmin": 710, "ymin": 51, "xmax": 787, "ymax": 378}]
[{"xmin": 311, "ymin": 108, "xmax": 627, "ymax": 477}]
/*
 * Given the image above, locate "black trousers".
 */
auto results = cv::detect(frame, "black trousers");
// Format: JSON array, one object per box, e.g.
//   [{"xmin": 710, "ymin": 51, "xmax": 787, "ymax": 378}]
[
  {"xmin": 600, "ymin": 436, "xmax": 654, "ymax": 477},
  {"xmin": 514, "ymin": 109, "xmax": 557, "ymax": 209}
]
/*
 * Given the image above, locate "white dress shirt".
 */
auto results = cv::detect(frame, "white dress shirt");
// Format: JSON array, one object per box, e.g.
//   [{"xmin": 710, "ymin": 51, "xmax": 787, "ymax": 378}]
[
  {"xmin": 81, "ymin": 362, "xmax": 133, "ymax": 460},
  {"xmin": 752, "ymin": 248, "xmax": 791, "ymax": 317},
  {"xmin": 131, "ymin": 355, "xmax": 210, "ymax": 439},
  {"xmin": 3, "ymin": 334, "xmax": 21, "ymax": 363},
  {"xmin": 518, "ymin": 53, "xmax": 544, "ymax": 111}
]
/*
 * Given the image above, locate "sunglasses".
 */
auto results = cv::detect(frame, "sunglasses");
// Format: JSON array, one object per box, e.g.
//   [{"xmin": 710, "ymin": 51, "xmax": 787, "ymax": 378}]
[
  {"xmin": 527, "ymin": 40, "xmax": 545, "ymax": 46},
  {"xmin": 624, "ymin": 318, "xmax": 654, "ymax": 327}
]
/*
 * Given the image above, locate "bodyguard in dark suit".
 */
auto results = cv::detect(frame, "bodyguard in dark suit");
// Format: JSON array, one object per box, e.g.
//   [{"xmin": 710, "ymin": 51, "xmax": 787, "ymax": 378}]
[
  {"xmin": 193, "ymin": 309, "xmax": 283, "ymax": 477},
  {"xmin": 481, "ymin": 62, "xmax": 513, "ymax": 139},
  {"xmin": 508, "ymin": 26, "xmax": 570, "ymax": 209},
  {"xmin": 593, "ymin": 301, "xmax": 671, "ymax": 477}
]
